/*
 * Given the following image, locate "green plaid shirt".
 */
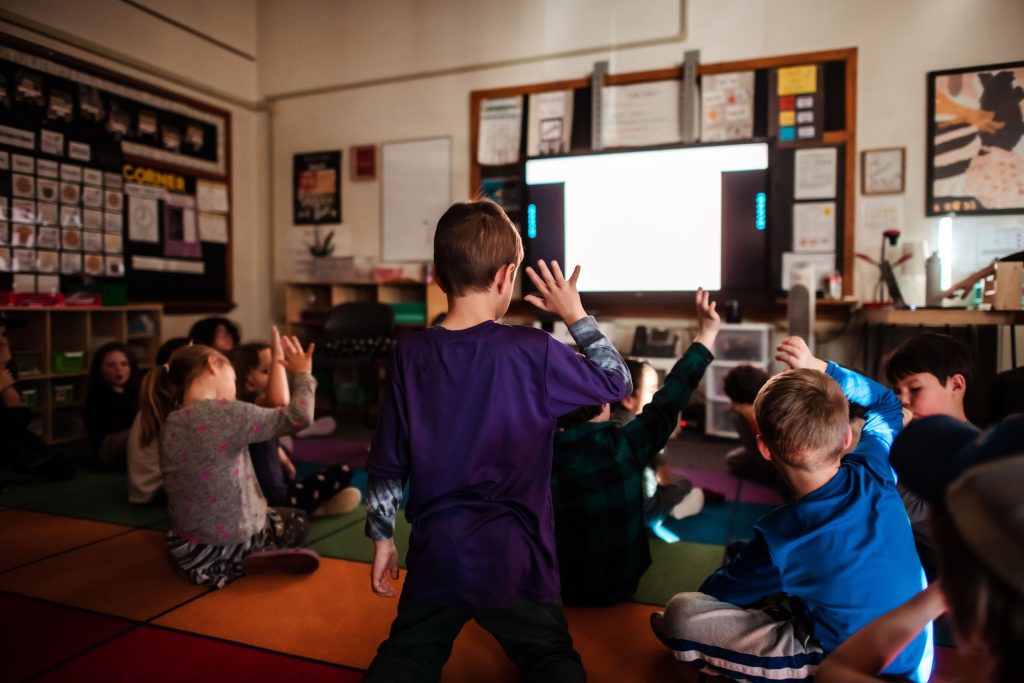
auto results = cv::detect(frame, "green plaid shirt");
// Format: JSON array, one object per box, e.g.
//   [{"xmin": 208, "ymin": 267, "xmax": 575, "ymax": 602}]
[{"xmin": 551, "ymin": 342, "xmax": 713, "ymax": 605}]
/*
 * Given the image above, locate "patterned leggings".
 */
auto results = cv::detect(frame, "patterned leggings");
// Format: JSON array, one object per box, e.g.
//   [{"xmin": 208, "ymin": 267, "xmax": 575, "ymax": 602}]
[
  {"xmin": 166, "ymin": 507, "xmax": 309, "ymax": 589},
  {"xmin": 285, "ymin": 464, "xmax": 355, "ymax": 513}
]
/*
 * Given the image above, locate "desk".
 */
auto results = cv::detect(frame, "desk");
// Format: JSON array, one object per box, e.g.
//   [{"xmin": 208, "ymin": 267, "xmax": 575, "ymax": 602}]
[{"xmin": 857, "ymin": 307, "xmax": 1023, "ymax": 423}]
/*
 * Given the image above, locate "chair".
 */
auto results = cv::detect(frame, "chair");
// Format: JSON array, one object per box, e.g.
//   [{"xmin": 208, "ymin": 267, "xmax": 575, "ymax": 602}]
[{"xmin": 314, "ymin": 302, "xmax": 395, "ymax": 425}]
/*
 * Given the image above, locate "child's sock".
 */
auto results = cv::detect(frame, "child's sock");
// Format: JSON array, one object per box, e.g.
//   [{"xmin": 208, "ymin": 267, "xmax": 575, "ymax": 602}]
[
  {"xmin": 670, "ymin": 488, "xmax": 705, "ymax": 520},
  {"xmin": 312, "ymin": 486, "xmax": 362, "ymax": 517}
]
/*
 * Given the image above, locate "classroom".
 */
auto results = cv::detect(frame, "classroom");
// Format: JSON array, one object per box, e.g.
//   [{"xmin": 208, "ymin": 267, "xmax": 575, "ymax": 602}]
[{"xmin": 1, "ymin": 1, "xmax": 1023, "ymax": 681}]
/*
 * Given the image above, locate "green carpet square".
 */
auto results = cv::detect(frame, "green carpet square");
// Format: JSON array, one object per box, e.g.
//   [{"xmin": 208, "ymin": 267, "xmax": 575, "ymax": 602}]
[{"xmin": 632, "ymin": 539, "xmax": 725, "ymax": 606}]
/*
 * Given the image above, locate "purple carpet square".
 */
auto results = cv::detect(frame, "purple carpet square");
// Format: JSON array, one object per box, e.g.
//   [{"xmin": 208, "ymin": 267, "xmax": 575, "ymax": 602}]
[
  {"xmin": 737, "ymin": 479, "xmax": 785, "ymax": 506},
  {"xmin": 669, "ymin": 466, "xmax": 741, "ymax": 501},
  {"xmin": 290, "ymin": 437, "xmax": 370, "ymax": 467}
]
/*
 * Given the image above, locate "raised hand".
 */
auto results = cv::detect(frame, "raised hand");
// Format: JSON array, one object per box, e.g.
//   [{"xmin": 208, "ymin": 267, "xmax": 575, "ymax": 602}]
[
  {"xmin": 281, "ymin": 334, "xmax": 315, "ymax": 375},
  {"xmin": 775, "ymin": 336, "xmax": 827, "ymax": 373},
  {"xmin": 523, "ymin": 260, "xmax": 587, "ymax": 326},
  {"xmin": 693, "ymin": 288, "xmax": 720, "ymax": 349}
]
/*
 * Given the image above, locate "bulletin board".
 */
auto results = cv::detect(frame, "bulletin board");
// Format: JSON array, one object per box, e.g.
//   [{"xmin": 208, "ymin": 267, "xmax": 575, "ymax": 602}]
[
  {"xmin": 469, "ymin": 48, "xmax": 858, "ymax": 314},
  {"xmin": 0, "ymin": 33, "xmax": 233, "ymax": 313}
]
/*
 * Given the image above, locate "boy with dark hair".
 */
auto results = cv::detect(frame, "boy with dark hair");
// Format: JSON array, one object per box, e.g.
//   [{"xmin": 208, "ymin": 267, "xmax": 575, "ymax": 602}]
[
  {"xmin": 363, "ymin": 198, "xmax": 630, "ymax": 682},
  {"xmin": 883, "ymin": 332, "xmax": 973, "ymax": 424},
  {"xmin": 552, "ymin": 289, "xmax": 719, "ymax": 605},
  {"xmin": 722, "ymin": 364, "xmax": 775, "ymax": 483},
  {"xmin": 883, "ymin": 331, "xmax": 975, "ymax": 578},
  {"xmin": 652, "ymin": 336, "xmax": 931, "ymax": 683}
]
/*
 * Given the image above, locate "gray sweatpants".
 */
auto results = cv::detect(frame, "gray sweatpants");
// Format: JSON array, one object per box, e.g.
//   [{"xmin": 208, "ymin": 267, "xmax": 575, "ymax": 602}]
[{"xmin": 651, "ymin": 592, "xmax": 825, "ymax": 682}]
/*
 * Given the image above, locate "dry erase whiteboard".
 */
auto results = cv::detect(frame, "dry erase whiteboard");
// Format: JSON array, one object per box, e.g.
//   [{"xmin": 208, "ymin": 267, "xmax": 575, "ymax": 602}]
[{"xmin": 381, "ymin": 137, "xmax": 452, "ymax": 262}]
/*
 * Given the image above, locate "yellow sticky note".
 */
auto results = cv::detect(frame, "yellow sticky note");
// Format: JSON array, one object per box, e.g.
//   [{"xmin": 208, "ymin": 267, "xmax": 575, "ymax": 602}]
[
  {"xmin": 777, "ymin": 65, "xmax": 817, "ymax": 96},
  {"xmin": 779, "ymin": 110, "xmax": 796, "ymax": 126}
]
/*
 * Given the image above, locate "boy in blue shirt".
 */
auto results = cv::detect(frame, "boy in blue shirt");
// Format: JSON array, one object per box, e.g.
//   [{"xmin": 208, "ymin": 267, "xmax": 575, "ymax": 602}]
[
  {"xmin": 363, "ymin": 199, "xmax": 630, "ymax": 682},
  {"xmin": 652, "ymin": 336, "xmax": 932, "ymax": 683}
]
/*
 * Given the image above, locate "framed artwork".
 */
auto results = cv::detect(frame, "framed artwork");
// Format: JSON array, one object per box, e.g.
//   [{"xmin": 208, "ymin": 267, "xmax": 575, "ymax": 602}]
[
  {"xmin": 351, "ymin": 145, "xmax": 377, "ymax": 181},
  {"xmin": 293, "ymin": 151, "xmax": 341, "ymax": 224},
  {"xmin": 861, "ymin": 147, "xmax": 905, "ymax": 194},
  {"xmin": 927, "ymin": 60, "xmax": 1024, "ymax": 215}
]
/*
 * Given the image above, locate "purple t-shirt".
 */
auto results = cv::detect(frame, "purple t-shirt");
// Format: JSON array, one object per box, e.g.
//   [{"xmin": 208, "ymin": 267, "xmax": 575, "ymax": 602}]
[{"xmin": 366, "ymin": 320, "xmax": 628, "ymax": 608}]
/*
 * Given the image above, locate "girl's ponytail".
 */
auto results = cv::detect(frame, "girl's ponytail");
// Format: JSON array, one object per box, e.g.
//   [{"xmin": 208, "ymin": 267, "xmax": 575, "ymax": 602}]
[{"xmin": 137, "ymin": 344, "xmax": 223, "ymax": 445}]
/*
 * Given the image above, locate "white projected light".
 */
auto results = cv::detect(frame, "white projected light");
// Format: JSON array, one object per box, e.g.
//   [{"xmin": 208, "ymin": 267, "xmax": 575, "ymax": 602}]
[{"xmin": 525, "ymin": 143, "xmax": 768, "ymax": 292}]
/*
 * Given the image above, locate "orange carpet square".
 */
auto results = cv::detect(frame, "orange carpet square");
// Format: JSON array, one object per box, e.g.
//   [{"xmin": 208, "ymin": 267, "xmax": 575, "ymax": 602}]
[
  {"xmin": 0, "ymin": 509, "xmax": 130, "ymax": 572},
  {"xmin": 155, "ymin": 557, "xmax": 402, "ymax": 670},
  {"xmin": 0, "ymin": 529, "xmax": 208, "ymax": 620}
]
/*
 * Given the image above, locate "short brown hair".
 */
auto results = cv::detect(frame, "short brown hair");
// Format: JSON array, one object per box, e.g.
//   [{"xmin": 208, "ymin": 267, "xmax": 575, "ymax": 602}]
[
  {"xmin": 754, "ymin": 369, "xmax": 849, "ymax": 469},
  {"xmin": 433, "ymin": 199, "xmax": 524, "ymax": 297}
]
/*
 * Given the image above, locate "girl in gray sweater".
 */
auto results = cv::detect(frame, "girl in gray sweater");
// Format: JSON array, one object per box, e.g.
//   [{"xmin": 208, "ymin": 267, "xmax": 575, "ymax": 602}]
[{"xmin": 138, "ymin": 329, "xmax": 319, "ymax": 587}]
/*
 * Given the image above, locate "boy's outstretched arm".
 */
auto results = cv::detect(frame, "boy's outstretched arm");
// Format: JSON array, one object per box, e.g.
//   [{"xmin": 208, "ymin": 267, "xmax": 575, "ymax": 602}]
[
  {"xmin": 526, "ymin": 260, "xmax": 632, "ymax": 409},
  {"xmin": 776, "ymin": 336, "xmax": 904, "ymax": 471},
  {"xmin": 623, "ymin": 289, "xmax": 720, "ymax": 462}
]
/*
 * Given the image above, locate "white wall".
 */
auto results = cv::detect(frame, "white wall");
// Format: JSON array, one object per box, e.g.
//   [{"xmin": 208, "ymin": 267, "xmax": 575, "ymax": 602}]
[
  {"xmin": 0, "ymin": 0, "xmax": 273, "ymax": 341},
  {"xmin": 263, "ymin": 0, "xmax": 1024, "ymax": 367}
]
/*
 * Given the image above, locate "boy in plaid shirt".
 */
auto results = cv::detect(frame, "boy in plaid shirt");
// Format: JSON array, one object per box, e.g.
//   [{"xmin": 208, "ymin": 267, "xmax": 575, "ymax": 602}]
[{"xmin": 551, "ymin": 289, "xmax": 720, "ymax": 605}]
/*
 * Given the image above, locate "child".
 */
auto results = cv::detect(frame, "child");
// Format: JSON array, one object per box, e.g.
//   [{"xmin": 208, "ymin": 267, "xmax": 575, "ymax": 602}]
[
  {"xmin": 188, "ymin": 316, "xmax": 240, "ymax": 354},
  {"xmin": 231, "ymin": 342, "xmax": 361, "ymax": 516},
  {"xmin": 818, "ymin": 414, "xmax": 1024, "ymax": 683},
  {"xmin": 551, "ymin": 288, "xmax": 719, "ymax": 606},
  {"xmin": 884, "ymin": 331, "xmax": 974, "ymax": 578},
  {"xmin": 138, "ymin": 328, "xmax": 320, "ymax": 588},
  {"xmin": 84, "ymin": 342, "xmax": 139, "ymax": 467},
  {"xmin": 0, "ymin": 313, "xmax": 75, "ymax": 480},
  {"xmin": 127, "ymin": 337, "xmax": 189, "ymax": 503},
  {"xmin": 652, "ymin": 336, "xmax": 931, "ymax": 683},
  {"xmin": 609, "ymin": 357, "xmax": 705, "ymax": 527},
  {"xmin": 362, "ymin": 199, "xmax": 630, "ymax": 682},
  {"xmin": 722, "ymin": 364, "xmax": 776, "ymax": 483}
]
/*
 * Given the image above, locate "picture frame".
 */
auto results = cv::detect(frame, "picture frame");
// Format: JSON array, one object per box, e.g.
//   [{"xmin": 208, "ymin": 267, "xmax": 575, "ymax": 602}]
[
  {"xmin": 927, "ymin": 60, "xmax": 1024, "ymax": 216},
  {"xmin": 861, "ymin": 147, "xmax": 905, "ymax": 195},
  {"xmin": 293, "ymin": 150, "xmax": 341, "ymax": 224},
  {"xmin": 351, "ymin": 144, "xmax": 377, "ymax": 182}
]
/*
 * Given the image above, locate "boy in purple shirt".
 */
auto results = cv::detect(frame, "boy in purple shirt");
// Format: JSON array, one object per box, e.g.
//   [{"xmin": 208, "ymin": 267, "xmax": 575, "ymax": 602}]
[{"xmin": 363, "ymin": 199, "xmax": 630, "ymax": 682}]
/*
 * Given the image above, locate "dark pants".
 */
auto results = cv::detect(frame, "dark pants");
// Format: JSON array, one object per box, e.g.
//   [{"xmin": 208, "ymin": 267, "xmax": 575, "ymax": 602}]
[{"xmin": 364, "ymin": 594, "xmax": 586, "ymax": 683}]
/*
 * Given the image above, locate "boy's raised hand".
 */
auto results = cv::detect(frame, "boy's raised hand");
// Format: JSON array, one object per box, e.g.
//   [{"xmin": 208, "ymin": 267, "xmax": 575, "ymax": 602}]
[
  {"xmin": 524, "ymin": 260, "xmax": 588, "ymax": 326},
  {"xmin": 281, "ymin": 334, "xmax": 315, "ymax": 375},
  {"xmin": 776, "ymin": 336, "xmax": 827, "ymax": 373},
  {"xmin": 692, "ymin": 288, "xmax": 720, "ymax": 349}
]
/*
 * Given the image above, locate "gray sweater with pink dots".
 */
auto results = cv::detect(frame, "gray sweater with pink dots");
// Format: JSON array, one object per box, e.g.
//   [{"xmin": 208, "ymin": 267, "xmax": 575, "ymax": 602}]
[{"xmin": 160, "ymin": 373, "xmax": 316, "ymax": 545}]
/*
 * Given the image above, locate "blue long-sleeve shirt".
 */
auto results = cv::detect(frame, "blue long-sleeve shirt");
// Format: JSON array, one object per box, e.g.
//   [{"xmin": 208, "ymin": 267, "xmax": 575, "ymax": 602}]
[{"xmin": 701, "ymin": 362, "xmax": 932, "ymax": 682}]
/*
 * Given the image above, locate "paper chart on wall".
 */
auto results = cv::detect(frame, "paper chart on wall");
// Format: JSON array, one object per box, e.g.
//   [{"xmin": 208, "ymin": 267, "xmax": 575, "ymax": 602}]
[
  {"xmin": 527, "ymin": 90, "xmax": 574, "ymax": 157},
  {"xmin": 128, "ymin": 195, "xmax": 159, "ymax": 243},
  {"xmin": 792, "ymin": 202, "xmax": 836, "ymax": 253},
  {"xmin": 700, "ymin": 72, "xmax": 754, "ymax": 142},
  {"xmin": 794, "ymin": 147, "xmax": 837, "ymax": 200},
  {"xmin": 781, "ymin": 252, "xmax": 835, "ymax": 291},
  {"xmin": 477, "ymin": 96, "xmax": 523, "ymax": 166},
  {"xmin": 196, "ymin": 179, "xmax": 229, "ymax": 214},
  {"xmin": 198, "ymin": 212, "xmax": 228, "ymax": 243},
  {"xmin": 601, "ymin": 80, "xmax": 680, "ymax": 148}
]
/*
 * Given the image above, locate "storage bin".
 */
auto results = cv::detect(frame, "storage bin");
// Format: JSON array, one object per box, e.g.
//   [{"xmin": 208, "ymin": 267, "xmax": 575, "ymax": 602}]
[
  {"xmin": 52, "ymin": 351, "xmax": 86, "ymax": 373},
  {"xmin": 711, "ymin": 326, "xmax": 770, "ymax": 362},
  {"xmin": 53, "ymin": 383, "xmax": 75, "ymax": 406},
  {"xmin": 706, "ymin": 398, "xmax": 739, "ymax": 438},
  {"xmin": 705, "ymin": 362, "xmax": 768, "ymax": 402},
  {"xmin": 20, "ymin": 387, "xmax": 39, "ymax": 408},
  {"xmin": 12, "ymin": 351, "xmax": 44, "ymax": 376},
  {"xmin": 388, "ymin": 301, "xmax": 427, "ymax": 324}
]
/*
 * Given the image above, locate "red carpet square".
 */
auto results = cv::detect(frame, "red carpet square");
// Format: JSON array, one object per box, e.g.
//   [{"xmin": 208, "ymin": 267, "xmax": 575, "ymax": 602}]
[
  {"xmin": 0, "ymin": 593, "xmax": 134, "ymax": 682},
  {"xmin": 35, "ymin": 626, "xmax": 363, "ymax": 682}
]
